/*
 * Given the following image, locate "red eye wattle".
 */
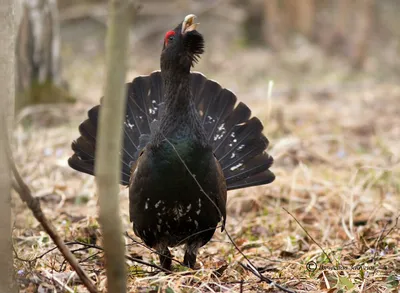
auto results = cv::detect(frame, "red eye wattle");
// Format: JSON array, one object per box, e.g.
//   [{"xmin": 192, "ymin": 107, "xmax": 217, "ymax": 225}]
[{"xmin": 164, "ymin": 31, "xmax": 176, "ymax": 45}]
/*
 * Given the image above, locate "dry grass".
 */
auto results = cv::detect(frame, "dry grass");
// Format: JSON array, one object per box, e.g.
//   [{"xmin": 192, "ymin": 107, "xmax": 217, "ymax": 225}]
[{"xmin": 12, "ymin": 34, "xmax": 400, "ymax": 292}]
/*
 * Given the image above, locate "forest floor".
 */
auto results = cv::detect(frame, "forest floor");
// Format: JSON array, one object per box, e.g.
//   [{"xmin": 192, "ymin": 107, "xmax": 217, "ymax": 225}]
[{"xmin": 12, "ymin": 14, "xmax": 400, "ymax": 293}]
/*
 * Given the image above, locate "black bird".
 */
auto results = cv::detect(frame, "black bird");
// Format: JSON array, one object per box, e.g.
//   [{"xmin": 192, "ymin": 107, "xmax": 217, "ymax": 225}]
[{"xmin": 68, "ymin": 14, "xmax": 275, "ymax": 270}]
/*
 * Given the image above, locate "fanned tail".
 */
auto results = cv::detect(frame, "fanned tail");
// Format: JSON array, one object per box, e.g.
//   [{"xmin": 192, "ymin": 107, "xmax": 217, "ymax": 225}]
[
  {"xmin": 68, "ymin": 72, "xmax": 163, "ymax": 185},
  {"xmin": 191, "ymin": 73, "xmax": 275, "ymax": 190},
  {"xmin": 68, "ymin": 71, "xmax": 275, "ymax": 189}
]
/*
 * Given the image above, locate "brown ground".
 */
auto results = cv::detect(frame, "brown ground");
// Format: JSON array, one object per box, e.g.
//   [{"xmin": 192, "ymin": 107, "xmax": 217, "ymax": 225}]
[{"xmin": 13, "ymin": 11, "xmax": 400, "ymax": 293}]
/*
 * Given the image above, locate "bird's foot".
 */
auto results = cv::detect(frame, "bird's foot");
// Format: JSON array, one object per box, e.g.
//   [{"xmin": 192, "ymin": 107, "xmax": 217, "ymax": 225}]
[{"xmin": 158, "ymin": 246, "xmax": 172, "ymax": 271}]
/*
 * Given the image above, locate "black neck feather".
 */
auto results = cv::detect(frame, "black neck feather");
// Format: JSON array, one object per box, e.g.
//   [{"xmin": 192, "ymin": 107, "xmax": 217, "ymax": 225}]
[{"xmin": 153, "ymin": 70, "xmax": 207, "ymax": 144}]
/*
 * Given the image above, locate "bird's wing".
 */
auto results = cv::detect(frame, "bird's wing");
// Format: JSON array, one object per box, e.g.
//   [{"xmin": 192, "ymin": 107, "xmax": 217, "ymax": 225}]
[
  {"xmin": 128, "ymin": 148, "xmax": 145, "ymax": 222},
  {"xmin": 214, "ymin": 155, "xmax": 227, "ymax": 231}
]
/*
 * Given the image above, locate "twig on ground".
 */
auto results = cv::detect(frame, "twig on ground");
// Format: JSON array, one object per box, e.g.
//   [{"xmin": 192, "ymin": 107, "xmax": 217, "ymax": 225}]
[
  {"xmin": 43, "ymin": 270, "xmax": 75, "ymax": 293},
  {"xmin": 66, "ymin": 241, "xmax": 171, "ymax": 274},
  {"xmin": 283, "ymin": 207, "xmax": 335, "ymax": 265},
  {"xmin": 342, "ymin": 224, "xmax": 397, "ymax": 250},
  {"xmin": 372, "ymin": 215, "xmax": 399, "ymax": 268},
  {"xmin": 6, "ymin": 141, "xmax": 99, "ymax": 293},
  {"xmin": 380, "ymin": 215, "xmax": 399, "ymax": 240},
  {"xmin": 124, "ymin": 232, "xmax": 184, "ymax": 267},
  {"xmin": 372, "ymin": 221, "xmax": 388, "ymax": 267}
]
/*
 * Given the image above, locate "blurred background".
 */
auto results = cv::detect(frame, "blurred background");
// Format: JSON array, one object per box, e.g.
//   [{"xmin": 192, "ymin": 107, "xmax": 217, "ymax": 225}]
[
  {"xmin": 15, "ymin": 0, "xmax": 400, "ymax": 108},
  {"xmin": 13, "ymin": 0, "xmax": 399, "ymax": 291}
]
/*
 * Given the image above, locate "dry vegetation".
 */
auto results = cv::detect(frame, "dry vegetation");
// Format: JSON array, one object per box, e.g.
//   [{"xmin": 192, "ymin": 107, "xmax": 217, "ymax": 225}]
[{"xmin": 12, "ymin": 4, "xmax": 400, "ymax": 293}]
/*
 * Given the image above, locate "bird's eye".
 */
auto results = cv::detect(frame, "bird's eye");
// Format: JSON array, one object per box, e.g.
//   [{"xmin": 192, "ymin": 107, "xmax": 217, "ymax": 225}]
[{"xmin": 164, "ymin": 31, "xmax": 176, "ymax": 46}]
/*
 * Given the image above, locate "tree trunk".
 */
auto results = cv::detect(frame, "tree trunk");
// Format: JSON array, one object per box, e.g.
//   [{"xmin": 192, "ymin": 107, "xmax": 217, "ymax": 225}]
[
  {"xmin": 325, "ymin": 0, "xmax": 351, "ymax": 55},
  {"xmin": 0, "ymin": 0, "xmax": 17, "ymax": 292},
  {"xmin": 95, "ymin": 0, "xmax": 135, "ymax": 292},
  {"xmin": 335, "ymin": 0, "xmax": 351, "ymax": 38},
  {"xmin": 15, "ymin": 0, "xmax": 72, "ymax": 111},
  {"xmin": 283, "ymin": 0, "xmax": 296, "ymax": 35},
  {"xmin": 240, "ymin": 0, "xmax": 265, "ymax": 45},
  {"xmin": 294, "ymin": 0, "xmax": 315, "ymax": 38},
  {"xmin": 263, "ymin": 0, "xmax": 284, "ymax": 50},
  {"xmin": 351, "ymin": 0, "xmax": 375, "ymax": 69}
]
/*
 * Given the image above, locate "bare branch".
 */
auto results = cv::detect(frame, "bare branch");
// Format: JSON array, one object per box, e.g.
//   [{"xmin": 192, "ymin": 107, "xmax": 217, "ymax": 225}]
[
  {"xmin": 7, "ymin": 144, "xmax": 99, "ymax": 293},
  {"xmin": 283, "ymin": 207, "xmax": 335, "ymax": 265}
]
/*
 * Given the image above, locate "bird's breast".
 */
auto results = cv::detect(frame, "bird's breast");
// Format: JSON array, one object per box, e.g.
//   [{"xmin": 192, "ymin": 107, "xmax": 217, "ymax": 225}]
[{"xmin": 129, "ymin": 139, "xmax": 222, "ymax": 246}]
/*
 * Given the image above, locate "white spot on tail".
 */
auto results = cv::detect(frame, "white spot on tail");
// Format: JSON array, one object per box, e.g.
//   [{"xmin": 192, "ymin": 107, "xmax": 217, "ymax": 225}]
[
  {"xmin": 218, "ymin": 123, "xmax": 225, "ymax": 131},
  {"xmin": 214, "ymin": 133, "xmax": 225, "ymax": 141},
  {"xmin": 155, "ymin": 200, "xmax": 162, "ymax": 208},
  {"xmin": 125, "ymin": 121, "xmax": 135, "ymax": 129},
  {"xmin": 172, "ymin": 204, "xmax": 185, "ymax": 219},
  {"xmin": 230, "ymin": 163, "xmax": 243, "ymax": 171},
  {"xmin": 196, "ymin": 199, "xmax": 202, "ymax": 215}
]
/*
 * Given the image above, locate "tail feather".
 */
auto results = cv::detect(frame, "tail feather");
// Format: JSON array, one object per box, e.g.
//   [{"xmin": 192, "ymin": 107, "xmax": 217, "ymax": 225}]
[
  {"xmin": 225, "ymin": 169, "xmax": 275, "ymax": 190},
  {"xmin": 215, "ymin": 117, "xmax": 264, "ymax": 163},
  {"xmin": 220, "ymin": 139, "xmax": 268, "ymax": 172},
  {"xmin": 71, "ymin": 136, "xmax": 95, "ymax": 160},
  {"xmin": 78, "ymin": 120, "xmax": 97, "ymax": 141},
  {"xmin": 88, "ymin": 105, "xmax": 100, "ymax": 124},
  {"xmin": 68, "ymin": 71, "xmax": 275, "ymax": 190},
  {"xmin": 123, "ymin": 73, "xmax": 164, "ymax": 146},
  {"xmin": 205, "ymin": 90, "xmax": 236, "ymax": 142},
  {"xmin": 225, "ymin": 153, "xmax": 274, "ymax": 185},
  {"xmin": 213, "ymin": 102, "xmax": 252, "ymax": 155},
  {"xmin": 127, "ymin": 76, "xmax": 151, "ymax": 134},
  {"xmin": 195, "ymin": 79, "xmax": 223, "ymax": 122},
  {"xmin": 68, "ymin": 154, "xmax": 95, "ymax": 175},
  {"xmin": 191, "ymin": 75, "xmax": 237, "ymax": 143},
  {"xmin": 70, "ymin": 120, "xmax": 133, "ymax": 183}
]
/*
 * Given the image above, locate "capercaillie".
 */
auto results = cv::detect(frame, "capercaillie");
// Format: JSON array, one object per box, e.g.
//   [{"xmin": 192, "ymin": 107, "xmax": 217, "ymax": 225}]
[{"xmin": 68, "ymin": 14, "xmax": 275, "ymax": 270}]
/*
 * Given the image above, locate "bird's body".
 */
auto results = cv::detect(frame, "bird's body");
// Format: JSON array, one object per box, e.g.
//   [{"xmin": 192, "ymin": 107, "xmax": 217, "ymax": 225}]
[
  {"xmin": 130, "ymin": 46, "xmax": 227, "ymax": 268},
  {"xmin": 130, "ymin": 139, "xmax": 226, "ymax": 268},
  {"xmin": 68, "ymin": 15, "xmax": 274, "ymax": 270},
  {"xmin": 129, "ymin": 77, "xmax": 226, "ymax": 267}
]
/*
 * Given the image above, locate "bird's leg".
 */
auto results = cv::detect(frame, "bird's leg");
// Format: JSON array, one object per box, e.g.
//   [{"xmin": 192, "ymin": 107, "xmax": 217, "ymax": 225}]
[
  {"xmin": 183, "ymin": 243, "xmax": 199, "ymax": 269},
  {"xmin": 157, "ymin": 245, "xmax": 172, "ymax": 271}
]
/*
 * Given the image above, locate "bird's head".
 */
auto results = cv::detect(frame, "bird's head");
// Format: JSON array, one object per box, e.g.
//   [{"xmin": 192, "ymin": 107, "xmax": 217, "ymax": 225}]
[{"xmin": 160, "ymin": 14, "xmax": 204, "ymax": 74}]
